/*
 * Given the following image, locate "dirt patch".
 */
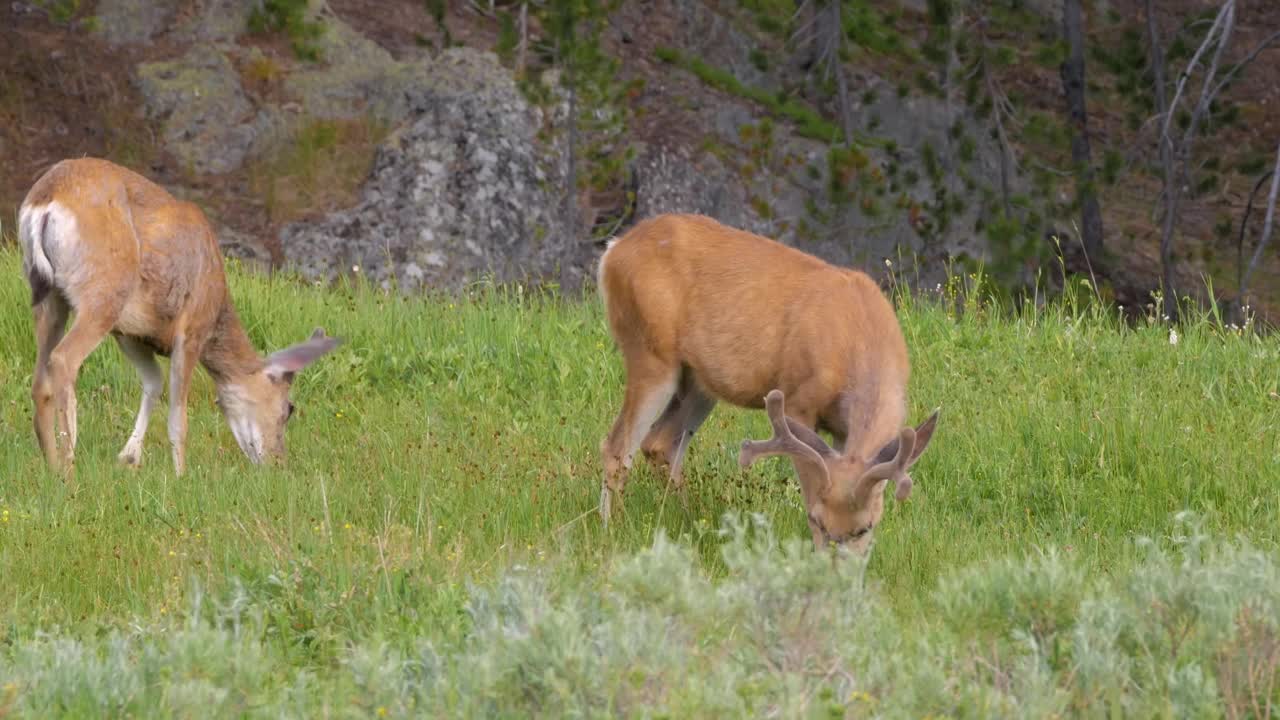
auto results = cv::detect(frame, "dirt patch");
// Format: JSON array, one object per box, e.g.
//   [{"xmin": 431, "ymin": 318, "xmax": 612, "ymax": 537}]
[
  {"xmin": 0, "ymin": 3, "xmax": 166, "ymax": 219},
  {"xmin": 327, "ymin": 0, "xmax": 499, "ymax": 60}
]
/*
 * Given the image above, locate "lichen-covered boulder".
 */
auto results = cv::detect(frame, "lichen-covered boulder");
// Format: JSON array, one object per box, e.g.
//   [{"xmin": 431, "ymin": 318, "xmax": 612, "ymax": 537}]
[
  {"xmin": 631, "ymin": 144, "xmax": 755, "ymax": 231},
  {"xmin": 136, "ymin": 46, "xmax": 282, "ymax": 175},
  {"xmin": 283, "ymin": 16, "xmax": 409, "ymax": 123},
  {"xmin": 280, "ymin": 48, "xmax": 578, "ymax": 292}
]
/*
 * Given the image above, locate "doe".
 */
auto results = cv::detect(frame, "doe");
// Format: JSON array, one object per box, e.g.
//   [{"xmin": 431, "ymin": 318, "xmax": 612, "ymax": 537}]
[
  {"xmin": 19, "ymin": 157, "xmax": 341, "ymax": 476},
  {"xmin": 597, "ymin": 213, "xmax": 938, "ymax": 554}
]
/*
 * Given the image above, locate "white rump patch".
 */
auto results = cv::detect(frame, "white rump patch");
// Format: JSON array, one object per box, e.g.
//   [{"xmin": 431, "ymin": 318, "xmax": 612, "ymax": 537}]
[{"xmin": 18, "ymin": 200, "xmax": 85, "ymax": 300}]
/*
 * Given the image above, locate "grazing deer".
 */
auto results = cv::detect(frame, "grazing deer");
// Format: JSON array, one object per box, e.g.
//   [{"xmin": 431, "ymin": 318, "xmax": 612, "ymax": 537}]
[
  {"xmin": 596, "ymin": 213, "xmax": 938, "ymax": 552},
  {"xmin": 19, "ymin": 157, "xmax": 341, "ymax": 476}
]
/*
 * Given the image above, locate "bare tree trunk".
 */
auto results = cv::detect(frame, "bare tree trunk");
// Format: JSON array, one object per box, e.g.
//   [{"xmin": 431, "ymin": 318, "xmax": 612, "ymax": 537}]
[
  {"xmin": 1237, "ymin": 141, "xmax": 1280, "ymax": 319},
  {"xmin": 942, "ymin": 3, "xmax": 963, "ymax": 174},
  {"xmin": 1146, "ymin": 0, "xmax": 1179, "ymax": 321},
  {"xmin": 793, "ymin": 1, "xmax": 853, "ymax": 145},
  {"xmin": 1061, "ymin": 0, "xmax": 1105, "ymax": 266},
  {"xmin": 792, "ymin": 0, "xmax": 818, "ymax": 72},
  {"xmin": 563, "ymin": 43, "xmax": 579, "ymax": 243},
  {"xmin": 825, "ymin": 0, "xmax": 853, "ymax": 146},
  {"xmin": 982, "ymin": 66, "xmax": 1013, "ymax": 215}
]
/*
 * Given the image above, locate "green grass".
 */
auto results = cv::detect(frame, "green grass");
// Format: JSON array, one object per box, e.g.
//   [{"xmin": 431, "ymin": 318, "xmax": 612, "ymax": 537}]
[{"xmin": 2, "ymin": 248, "xmax": 1280, "ymax": 715}]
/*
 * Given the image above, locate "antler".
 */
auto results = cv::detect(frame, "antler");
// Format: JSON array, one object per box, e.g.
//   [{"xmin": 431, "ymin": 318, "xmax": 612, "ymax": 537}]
[
  {"xmin": 859, "ymin": 426, "xmax": 917, "ymax": 501},
  {"xmin": 739, "ymin": 390, "xmax": 830, "ymax": 490}
]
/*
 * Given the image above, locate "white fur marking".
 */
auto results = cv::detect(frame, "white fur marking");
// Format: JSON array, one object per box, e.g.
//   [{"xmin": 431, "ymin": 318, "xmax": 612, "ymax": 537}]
[
  {"xmin": 596, "ymin": 236, "xmax": 620, "ymax": 305},
  {"xmin": 621, "ymin": 374, "xmax": 678, "ymax": 467},
  {"xmin": 18, "ymin": 202, "xmax": 56, "ymax": 285},
  {"xmin": 117, "ymin": 339, "xmax": 163, "ymax": 465},
  {"xmin": 21, "ymin": 200, "xmax": 89, "ymax": 304},
  {"xmin": 218, "ymin": 383, "xmax": 264, "ymax": 463}
]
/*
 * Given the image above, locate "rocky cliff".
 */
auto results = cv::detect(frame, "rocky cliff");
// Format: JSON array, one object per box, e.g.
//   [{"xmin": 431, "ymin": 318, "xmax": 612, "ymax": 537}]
[{"xmin": 2, "ymin": 0, "xmax": 1278, "ymax": 316}]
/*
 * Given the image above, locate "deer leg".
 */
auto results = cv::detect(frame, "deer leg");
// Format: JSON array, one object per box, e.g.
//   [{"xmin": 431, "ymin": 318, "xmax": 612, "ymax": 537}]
[
  {"xmin": 599, "ymin": 351, "xmax": 678, "ymax": 523},
  {"xmin": 45, "ymin": 308, "xmax": 117, "ymax": 472},
  {"xmin": 640, "ymin": 394, "xmax": 684, "ymax": 468},
  {"xmin": 665, "ymin": 387, "xmax": 715, "ymax": 492},
  {"xmin": 641, "ymin": 369, "xmax": 696, "ymax": 467},
  {"xmin": 166, "ymin": 333, "xmax": 202, "ymax": 476},
  {"xmin": 115, "ymin": 336, "xmax": 163, "ymax": 467},
  {"xmin": 31, "ymin": 294, "xmax": 70, "ymax": 467}
]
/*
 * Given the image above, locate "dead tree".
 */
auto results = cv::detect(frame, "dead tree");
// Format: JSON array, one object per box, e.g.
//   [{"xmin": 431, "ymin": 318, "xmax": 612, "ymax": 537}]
[
  {"xmin": 1235, "ymin": 141, "xmax": 1280, "ymax": 324},
  {"xmin": 794, "ymin": 0, "xmax": 853, "ymax": 146},
  {"xmin": 1060, "ymin": 0, "xmax": 1105, "ymax": 269},
  {"xmin": 1144, "ymin": 0, "xmax": 1280, "ymax": 321},
  {"xmin": 974, "ymin": 17, "xmax": 1017, "ymax": 216}
]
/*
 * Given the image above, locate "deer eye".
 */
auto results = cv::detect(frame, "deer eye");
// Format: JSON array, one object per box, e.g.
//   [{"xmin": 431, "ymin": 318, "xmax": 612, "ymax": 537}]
[{"xmin": 848, "ymin": 525, "xmax": 872, "ymax": 541}]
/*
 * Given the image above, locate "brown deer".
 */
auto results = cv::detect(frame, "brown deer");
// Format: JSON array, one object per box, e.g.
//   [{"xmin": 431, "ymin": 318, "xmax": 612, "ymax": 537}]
[
  {"xmin": 596, "ymin": 213, "xmax": 938, "ymax": 553},
  {"xmin": 19, "ymin": 157, "xmax": 341, "ymax": 476}
]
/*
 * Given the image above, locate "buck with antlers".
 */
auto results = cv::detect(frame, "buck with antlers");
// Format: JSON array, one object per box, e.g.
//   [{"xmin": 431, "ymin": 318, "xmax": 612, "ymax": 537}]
[
  {"xmin": 597, "ymin": 213, "xmax": 938, "ymax": 553},
  {"xmin": 19, "ymin": 157, "xmax": 341, "ymax": 476}
]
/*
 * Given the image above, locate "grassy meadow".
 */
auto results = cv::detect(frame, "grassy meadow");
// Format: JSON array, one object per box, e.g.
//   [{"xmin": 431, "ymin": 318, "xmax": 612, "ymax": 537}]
[{"xmin": 2, "ymin": 246, "xmax": 1280, "ymax": 717}]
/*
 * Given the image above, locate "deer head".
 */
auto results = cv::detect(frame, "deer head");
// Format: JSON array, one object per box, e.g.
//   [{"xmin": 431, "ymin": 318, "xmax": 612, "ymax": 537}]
[
  {"xmin": 216, "ymin": 327, "xmax": 342, "ymax": 464},
  {"xmin": 739, "ymin": 389, "xmax": 938, "ymax": 556}
]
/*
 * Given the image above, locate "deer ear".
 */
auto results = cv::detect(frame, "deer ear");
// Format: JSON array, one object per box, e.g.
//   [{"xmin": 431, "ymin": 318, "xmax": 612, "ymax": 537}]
[
  {"xmin": 906, "ymin": 409, "xmax": 939, "ymax": 469},
  {"xmin": 869, "ymin": 408, "xmax": 939, "ymax": 470},
  {"xmin": 266, "ymin": 328, "xmax": 342, "ymax": 383}
]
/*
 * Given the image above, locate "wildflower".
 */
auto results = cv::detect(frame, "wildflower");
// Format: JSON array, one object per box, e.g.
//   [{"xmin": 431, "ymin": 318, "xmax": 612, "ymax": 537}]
[
  {"xmin": 849, "ymin": 690, "xmax": 876, "ymax": 704},
  {"xmin": 336, "ymin": 411, "xmax": 345, "ymax": 419},
  {"xmin": 352, "ymin": 264, "xmax": 360, "ymax": 273},
  {"xmin": 377, "ymin": 708, "xmax": 388, "ymax": 717},
  {"xmin": 168, "ymin": 550, "xmax": 176, "ymax": 557},
  {"xmin": 1169, "ymin": 328, "xmax": 1179, "ymax": 345},
  {"xmin": 884, "ymin": 258, "xmax": 893, "ymax": 268},
  {"xmin": 344, "ymin": 522, "xmax": 352, "ymax": 530}
]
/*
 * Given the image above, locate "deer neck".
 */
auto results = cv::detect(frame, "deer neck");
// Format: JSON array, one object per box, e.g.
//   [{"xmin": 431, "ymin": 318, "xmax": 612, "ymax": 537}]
[{"xmin": 201, "ymin": 303, "xmax": 265, "ymax": 387}]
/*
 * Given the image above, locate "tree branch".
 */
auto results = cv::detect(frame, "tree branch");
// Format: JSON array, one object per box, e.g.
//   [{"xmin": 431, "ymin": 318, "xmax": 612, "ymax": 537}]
[
  {"xmin": 1178, "ymin": 1, "xmax": 1234, "ymax": 161},
  {"xmin": 1238, "ymin": 141, "xmax": 1280, "ymax": 312},
  {"xmin": 1146, "ymin": 0, "xmax": 1179, "ymax": 320},
  {"xmin": 1236, "ymin": 169, "xmax": 1275, "ymax": 298},
  {"xmin": 1209, "ymin": 27, "xmax": 1280, "ymax": 100},
  {"xmin": 1160, "ymin": 0, "xmax": 1231, "ymax": 142}
]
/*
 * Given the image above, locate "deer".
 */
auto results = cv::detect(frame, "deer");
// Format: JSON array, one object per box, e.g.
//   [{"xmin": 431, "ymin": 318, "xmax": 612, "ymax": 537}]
[
  {"xmin": 18, "ymin": 157, "xmax": 342, "ymax": 477},
  {"xmin": 596, "ymin": 213, "xmax": 938, "ymax": 554}
]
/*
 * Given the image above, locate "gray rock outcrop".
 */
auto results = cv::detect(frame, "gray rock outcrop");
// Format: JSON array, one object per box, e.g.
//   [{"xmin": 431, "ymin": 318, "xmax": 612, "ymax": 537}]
[
  {"xmin": 280, "ymin": 48, "xmax": 578, "ymax": 292},
  {"xmin": 136, "ymin": 46, "xmax": 282, "ymax": 175}
]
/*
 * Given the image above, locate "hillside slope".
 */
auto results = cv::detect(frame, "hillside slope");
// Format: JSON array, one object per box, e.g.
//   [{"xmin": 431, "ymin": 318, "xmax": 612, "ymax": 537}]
[{"xmin": 2, "ymin": 0, "xmax": 1278, "ymax": 318}]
